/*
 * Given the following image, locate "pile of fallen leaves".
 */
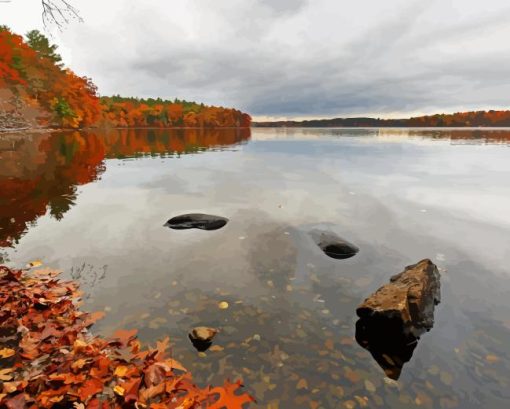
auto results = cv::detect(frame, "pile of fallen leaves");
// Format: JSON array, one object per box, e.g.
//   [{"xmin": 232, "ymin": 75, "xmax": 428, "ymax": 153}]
[{"xmin": 0, "ymin": 265, "xmax": 254, "ymax": 408}]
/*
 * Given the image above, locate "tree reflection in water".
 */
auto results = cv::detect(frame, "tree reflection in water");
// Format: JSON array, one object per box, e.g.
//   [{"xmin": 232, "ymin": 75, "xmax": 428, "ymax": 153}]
[{"xmin": 0, "ymin": 128, "xmax": 251, "ymax": 247}]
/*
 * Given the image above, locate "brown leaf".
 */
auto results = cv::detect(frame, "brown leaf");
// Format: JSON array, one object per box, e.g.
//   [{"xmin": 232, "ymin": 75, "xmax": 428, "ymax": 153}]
[
  {"xmin": 144, "ymin": 363, "xmax": 166, "ymax": 388},
  {"xmin": 139, "ymin": 382, "xmax": 166, "ymax": 404}
]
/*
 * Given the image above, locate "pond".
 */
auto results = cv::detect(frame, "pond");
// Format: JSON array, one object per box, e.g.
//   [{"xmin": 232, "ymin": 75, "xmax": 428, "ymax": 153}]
[{"xmin": 1, "ymin": 127, "xmax": 510, "ymax": 408}]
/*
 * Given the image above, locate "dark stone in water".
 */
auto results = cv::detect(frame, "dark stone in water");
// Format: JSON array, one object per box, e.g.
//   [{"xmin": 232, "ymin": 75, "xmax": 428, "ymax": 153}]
[
  {"xmin": 309, "ymin": 229, "xmax": 359, "ymax": 259},
  {"xmin": 188, "ymin": 326, "xmax": 218, "ymax": 352},
  {"xmin": 355, "ymin": 259, "xmax": 441, "ymax": 379},
  {"xmin": 165, "ymin": 214, "xmax": 228, "ymax": 231}
]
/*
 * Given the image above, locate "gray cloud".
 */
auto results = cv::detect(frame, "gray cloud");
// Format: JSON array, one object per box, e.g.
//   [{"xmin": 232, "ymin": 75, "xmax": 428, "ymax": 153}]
[{"xmin": 3, "ymin": 0, "xmax": 510, "ymax": 118}]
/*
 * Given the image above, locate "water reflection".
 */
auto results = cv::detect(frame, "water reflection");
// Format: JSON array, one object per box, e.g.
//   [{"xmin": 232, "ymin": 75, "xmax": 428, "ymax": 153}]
[
  {"xmin": 256, "ymin": 127, "xmax": 510, "ymax": 145},
  {"xmin": 1, "ymin": 128, "xmax": 510, "ymax": 408},
  {"xmin": 0, "ymin": 128, "xmax": 250, "ymax": 247},
  {"xmin": 355, "ymin": 315, "xmax": 421, "ymax": 380}
]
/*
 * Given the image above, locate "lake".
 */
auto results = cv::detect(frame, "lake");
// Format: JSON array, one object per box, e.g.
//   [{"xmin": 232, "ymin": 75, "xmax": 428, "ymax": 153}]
[{"xmin": 1, "ymin": 127, "xmax": 510, "ymax": 408}]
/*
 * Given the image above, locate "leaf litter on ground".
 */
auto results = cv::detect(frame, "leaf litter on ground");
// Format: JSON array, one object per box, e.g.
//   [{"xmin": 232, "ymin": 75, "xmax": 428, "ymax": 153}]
[{"xmin": 0, "ymin": 265, "xmax": 254, "ymax": 408}]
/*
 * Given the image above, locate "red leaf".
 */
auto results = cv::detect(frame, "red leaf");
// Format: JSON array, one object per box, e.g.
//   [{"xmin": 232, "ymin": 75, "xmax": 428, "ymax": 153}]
[{"xmin": 78, "ymin": 378, "xmax": 104, "ymax": 402}]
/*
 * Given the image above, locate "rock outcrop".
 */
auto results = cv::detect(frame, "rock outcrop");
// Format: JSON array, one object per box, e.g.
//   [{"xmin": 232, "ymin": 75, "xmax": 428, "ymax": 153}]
[
  {"xmin": 355, "ymin": 259, "xmax": 441, "ymax": 379},
  {"xmin": 164, "ymin": 214, "xmax": 228, "ymax": 231},
  {"xmin": 309, "ymin": 229, "xmax": 359, "ymax": 259},
  {"xmin": 0, "ymin": 88, "xmax": 48, "ymax": 131}
]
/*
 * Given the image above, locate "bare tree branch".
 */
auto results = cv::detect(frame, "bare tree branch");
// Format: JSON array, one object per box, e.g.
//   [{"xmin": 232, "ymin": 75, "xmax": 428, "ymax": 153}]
[{"xmin": 41, "ymin": 0, "xmax": 82, "ymax": 30}]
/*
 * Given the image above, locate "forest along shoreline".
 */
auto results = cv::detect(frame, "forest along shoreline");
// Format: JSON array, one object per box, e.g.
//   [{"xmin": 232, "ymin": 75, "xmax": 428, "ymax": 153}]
[{"xmin": 0, "ymin": 27, "xmax": 251, "ymax": 132}]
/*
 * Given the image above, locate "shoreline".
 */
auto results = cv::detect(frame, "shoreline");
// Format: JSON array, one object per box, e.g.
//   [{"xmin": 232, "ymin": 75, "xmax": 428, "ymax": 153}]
[
  {"xmin": 4, "ymin": 124, "xmax": 510, "ymax": 134},
  {"xmin": 0, "ymin": 126, "xmax": 253, "ymax": 134}
]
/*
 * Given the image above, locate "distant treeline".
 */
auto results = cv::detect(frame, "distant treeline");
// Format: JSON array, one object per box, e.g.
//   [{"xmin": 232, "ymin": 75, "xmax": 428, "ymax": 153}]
[
  {"xmin": 100, "ymin": 96, "xmax": 251, "ymax": 128},
  {"xmin": 0, "ymin": 27, "xmax": 251, "ymax": 129},
  {"xmin": 254, "ymin": 111, "xmax": 510, "ymax": 127}
]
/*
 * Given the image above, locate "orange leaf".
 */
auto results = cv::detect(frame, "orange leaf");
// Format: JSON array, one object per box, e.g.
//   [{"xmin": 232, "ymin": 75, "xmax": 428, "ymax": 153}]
[
  {"xmin": 72, "ymin": 358, "xmax": 88, "ymax": 370},
  {"xmin": 113, "ymin": 329, "xmax": 138, "ymax": 347},
  {"xmin": 113, "ymin": 385, "xmax": 125, "ymax": 396},
  {"xmin": 208, "ymin": 380, "xmax": 255, "ymax": 409},
  {"xmin": 114, "ymin": 365, "xmax": 128, "ymax": 377},
  {"xmin": 162, "ymin": 358, "xmax": 187, "ymax": 373},
  {"xmin": 83, "ymin": 311, "xmax": 105, "ymax": 327},
  {"xmin": 123, "ymin": 377, "xmax": 142, "ymax": 403},
  {"xmin": 0, "ymin": 348, "xmax": 15, "ymax": 358},
  {"xmin": 78, "ymin": 378, "xmax": 103, "ymax": 401},
  {"xmin": 90, "ymin": 356, "xmax": 111, "ymax": 378}
]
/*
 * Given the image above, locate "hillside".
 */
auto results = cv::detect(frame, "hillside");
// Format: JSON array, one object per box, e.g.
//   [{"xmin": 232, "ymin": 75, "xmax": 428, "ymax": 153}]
[
  {"xmin": 253, "ymin": 111, "xmax": 510, "ymax": 128},
  {"xmin": 0, "ymin": 27, "xmax": 251, "ymax": 130}
]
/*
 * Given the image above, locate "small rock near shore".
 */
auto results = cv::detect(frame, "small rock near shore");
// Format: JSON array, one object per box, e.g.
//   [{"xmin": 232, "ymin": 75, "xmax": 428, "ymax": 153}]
[
  {"xmin": 309, "ymin": 229, "xmax": 359, "ymax": 259},
  {"xmin": 188, "ymin": 326, "xmax": 219, "ymax": 352},
  {"xmin": 164, "ymin": 214, "xmax": 228, "ymax": 231}
]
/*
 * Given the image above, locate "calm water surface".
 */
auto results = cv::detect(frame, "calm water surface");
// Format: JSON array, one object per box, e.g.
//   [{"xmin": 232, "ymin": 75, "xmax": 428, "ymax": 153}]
[{"xmin": 1, "ymin": 128, "xmax": 510, "ymax": 408}]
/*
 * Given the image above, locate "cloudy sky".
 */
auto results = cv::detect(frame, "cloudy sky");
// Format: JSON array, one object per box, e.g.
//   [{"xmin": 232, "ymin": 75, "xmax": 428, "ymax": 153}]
[{"xmin": 3, "ymin": 0, "xmax": 510, "ymax": 120}]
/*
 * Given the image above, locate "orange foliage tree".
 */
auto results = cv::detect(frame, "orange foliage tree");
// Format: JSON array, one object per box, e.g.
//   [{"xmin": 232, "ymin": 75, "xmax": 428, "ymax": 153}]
[
  {"xmin": 99, "ymin": 97, "xmax": 251, "ymax": 129},
  {"xmin": 0, "ymin": 27, "xmax": 101, "ymax": 128}
]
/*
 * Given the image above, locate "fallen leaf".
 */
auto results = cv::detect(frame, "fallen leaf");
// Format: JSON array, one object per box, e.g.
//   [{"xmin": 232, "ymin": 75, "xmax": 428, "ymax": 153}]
[
  {"xmin": 114, "ymin": 365, "xmax": 129, "ymax": 377},
  {"xmin": 163, "ymin": 358, "xmax": 187, "ymax": 372},
  {"xmin": 486, "ymin": 354, "xmax": 500, "ymax": 363},
  {"xmin": 0, "ymin": 368, "xmax": 15, "ymax": 381},
  {"xmin": 113, "ymin": 328, "xmax": 138, "ymax": 347},
  {"xmin": 4, "ymin": 392, "xmax": 25, "ymax": 409},
  {"xmin": 71, "ymin": 358, "xmax": 88, "ymax": 370},
  {"xmin": 208, "ymin": 380, "xmax": 255, "ymax": 409},
  {"xmin": 0, "ymin": 348, "xmax": 15, "ymax": 359},
  {"xmin": 2, "ymin": 382, "xmax": 20, "ymax": 394},
  {"xmin": 139, "ymin": 382, "xmax": 166, "ymax": 403},
  {"xmin": 296, "ymin": 379, "xmax": 308, "ymax": 390},
  {"xmin": 73, "ymin": 339, "xmax": 88, "ymax": 351},
  {"xmin": 26, "ymin": 260, "xmax": 43, "ymax": 268},
  {"xmin": 113, "ymin": 385, "xmax": 125, "ymax": 396},
  {"xmin": 78, "ymin": 378, "xmax": 103, "ymax": 401}
]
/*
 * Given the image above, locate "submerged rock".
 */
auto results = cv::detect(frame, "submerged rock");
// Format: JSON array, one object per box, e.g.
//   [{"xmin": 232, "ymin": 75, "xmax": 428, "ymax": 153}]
[
  {"xmin": 309, "ymin": 229, "xmax": 359, "ymax": 259},
  {"xmin": 355, "ymin": 259, "xmax": 441, "ymax": 379},
  {"xmin": 188, "ymin": 326, "xmax": 218, "ymax": 352},
  {"xmin": 164, "ymin": 214, "xmax": 228, "ymax": 231}
]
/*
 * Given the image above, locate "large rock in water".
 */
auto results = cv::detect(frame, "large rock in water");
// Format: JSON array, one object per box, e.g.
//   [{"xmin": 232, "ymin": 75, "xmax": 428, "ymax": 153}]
[
  {"xmin": 355, "ymin": 259, "xmax": 441, "ymax": 380},
  {"xmin": 309, "ymin": 229, "xmax": 359, "ymax": 259},
  {"xmin": 164, "ymin": 214, "xmax": 228, "ymax": 231}
]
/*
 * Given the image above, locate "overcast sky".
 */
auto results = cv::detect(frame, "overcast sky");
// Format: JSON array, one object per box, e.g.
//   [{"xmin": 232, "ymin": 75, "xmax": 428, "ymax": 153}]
[{"xmin": 3, "ymin": 0, "xmax": 510, "ymax": 120}]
